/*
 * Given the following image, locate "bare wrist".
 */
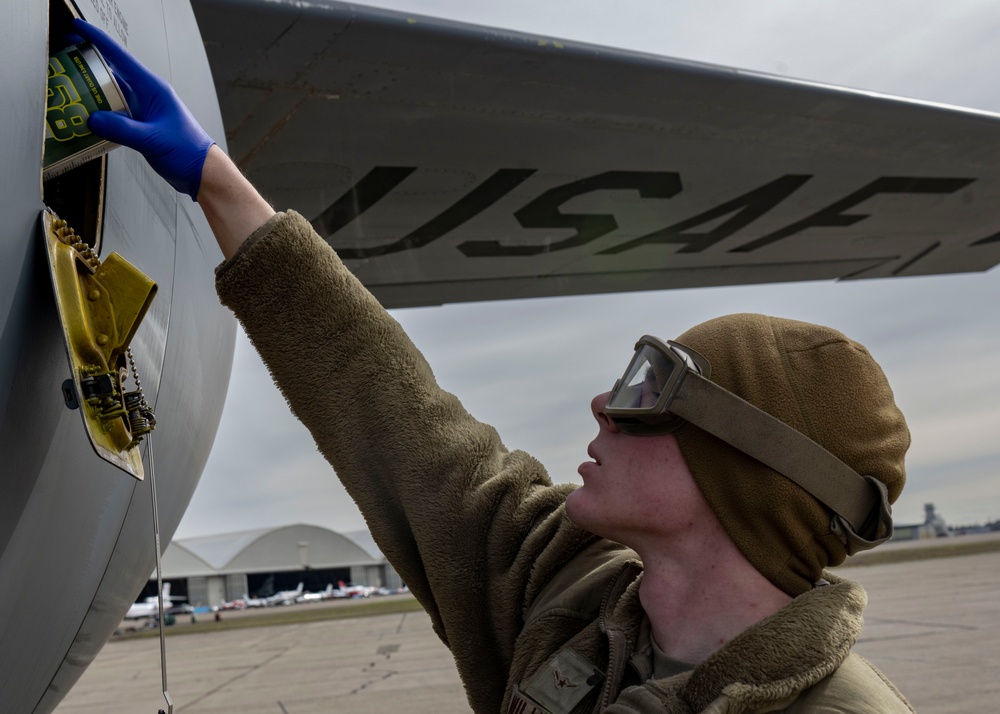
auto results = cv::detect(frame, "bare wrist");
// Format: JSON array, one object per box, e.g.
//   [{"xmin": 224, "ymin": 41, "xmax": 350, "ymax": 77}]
[{"xmin": 197, "ymin": 146, "xmax": 276, "ymax": 260}]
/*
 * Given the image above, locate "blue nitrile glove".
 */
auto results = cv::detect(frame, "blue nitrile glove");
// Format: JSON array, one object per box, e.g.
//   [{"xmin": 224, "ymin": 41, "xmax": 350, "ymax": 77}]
[{"xmin": 71, "ymin": 18, "xmax": 215, "ymax": 200}]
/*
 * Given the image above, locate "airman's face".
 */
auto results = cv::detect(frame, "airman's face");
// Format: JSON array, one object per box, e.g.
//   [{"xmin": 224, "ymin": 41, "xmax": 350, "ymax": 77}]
[{"xmin": 566, "ymin": 392, "xmax": 711, "ymax": 551}]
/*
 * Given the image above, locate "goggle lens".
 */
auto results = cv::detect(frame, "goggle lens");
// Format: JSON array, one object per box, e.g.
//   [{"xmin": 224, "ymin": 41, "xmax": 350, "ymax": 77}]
[
  {"xmin": 605, "ymin": 337, "xmax": 710, "ymax": 435},
  {"xmin": 606, "ymin": 345, "xmax": 678, "ymax": 411}
]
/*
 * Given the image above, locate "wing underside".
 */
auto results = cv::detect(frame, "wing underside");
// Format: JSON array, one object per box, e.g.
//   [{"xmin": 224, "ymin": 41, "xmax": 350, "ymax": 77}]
[{"xmin": 193, "ymin": 0, "xmax": 1000, "ymax": 308}]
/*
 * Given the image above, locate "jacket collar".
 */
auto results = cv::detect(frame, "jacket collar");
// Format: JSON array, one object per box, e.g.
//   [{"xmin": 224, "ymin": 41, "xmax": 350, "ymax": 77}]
[{"xmin": 601, "ymin": 569, "xmax": 866, "ymax": 711}]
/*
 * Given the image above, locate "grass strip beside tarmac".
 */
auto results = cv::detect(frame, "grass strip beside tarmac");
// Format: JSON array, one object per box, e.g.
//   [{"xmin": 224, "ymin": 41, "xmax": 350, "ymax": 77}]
[{"xmin": 837, "ymin": 532, "xmax": 1000, "ymax": 568}]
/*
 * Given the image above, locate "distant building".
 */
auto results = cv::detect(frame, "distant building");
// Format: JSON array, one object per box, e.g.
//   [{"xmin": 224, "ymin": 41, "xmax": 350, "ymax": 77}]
[
  {"xmin": 892, "ymin": 503, "xmax": 951, "ymax": 541},
  {"xmin": 138, "ymin": 524, "xmax": 403, "ymax": 608}
]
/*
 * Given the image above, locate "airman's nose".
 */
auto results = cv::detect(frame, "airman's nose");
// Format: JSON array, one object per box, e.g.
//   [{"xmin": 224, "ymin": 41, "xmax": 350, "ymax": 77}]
[{"xmin": 591, "ymin": 391, "xmax": 619, "ymax": 432}]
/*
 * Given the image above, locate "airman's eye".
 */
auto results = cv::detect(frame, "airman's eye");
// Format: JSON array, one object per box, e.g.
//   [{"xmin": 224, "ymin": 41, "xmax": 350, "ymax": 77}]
[{"xmin": 640, "ymin": 369, "xmax": 660, "ymax": 408}]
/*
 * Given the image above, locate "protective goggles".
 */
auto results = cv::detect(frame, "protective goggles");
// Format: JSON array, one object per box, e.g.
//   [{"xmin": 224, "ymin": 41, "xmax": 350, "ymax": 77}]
[
  {"xmin": 605, "ymin": 336, "xmax": 712, "ymax": 435},
  {"xmin": 605, "ymin": 335, "xmax": 893, "ymax": 554}
]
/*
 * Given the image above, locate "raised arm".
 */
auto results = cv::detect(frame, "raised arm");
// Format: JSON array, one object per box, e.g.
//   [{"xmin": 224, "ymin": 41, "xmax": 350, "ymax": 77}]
[{"xmin": 74, "ymin": 19, "xmax": 604, "ymax": 710}]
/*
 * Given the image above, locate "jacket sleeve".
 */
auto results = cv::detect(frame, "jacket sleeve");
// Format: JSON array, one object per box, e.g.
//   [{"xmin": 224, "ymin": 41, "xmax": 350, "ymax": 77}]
[{"xmin": 215, "ymin": 211, "xmax": 598, "ymax": 706}]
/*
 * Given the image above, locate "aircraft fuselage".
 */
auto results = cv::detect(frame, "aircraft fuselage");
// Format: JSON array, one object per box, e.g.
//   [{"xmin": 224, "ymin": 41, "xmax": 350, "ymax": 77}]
[{"xmin": 0, "ymin": 2, "xmax": 233, "ymax": 712}]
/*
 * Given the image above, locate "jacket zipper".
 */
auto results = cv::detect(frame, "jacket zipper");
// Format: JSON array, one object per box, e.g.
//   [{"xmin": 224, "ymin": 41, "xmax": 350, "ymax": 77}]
[{"xmin": 595, "ymin": 566, "xmax": 637, "ymax": 711}]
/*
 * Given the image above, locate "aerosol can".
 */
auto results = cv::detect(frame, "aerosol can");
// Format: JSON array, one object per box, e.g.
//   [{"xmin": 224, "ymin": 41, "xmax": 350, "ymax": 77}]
[{"xmin": 43, "ymin": 41, "xmax": 130, "ymax": 179}]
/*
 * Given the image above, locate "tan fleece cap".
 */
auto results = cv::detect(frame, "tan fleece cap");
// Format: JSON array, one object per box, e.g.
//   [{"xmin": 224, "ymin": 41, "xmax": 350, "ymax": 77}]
[{"xmin": 672, "ymin": 314, "xmax": 910, "ymax": 596}]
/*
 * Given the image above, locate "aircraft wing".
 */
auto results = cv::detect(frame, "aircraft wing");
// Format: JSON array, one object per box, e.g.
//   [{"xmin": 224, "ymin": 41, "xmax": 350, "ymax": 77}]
[{"xmin": 192, "ymin": 0, "xmax": 1000, "ymax": 308}]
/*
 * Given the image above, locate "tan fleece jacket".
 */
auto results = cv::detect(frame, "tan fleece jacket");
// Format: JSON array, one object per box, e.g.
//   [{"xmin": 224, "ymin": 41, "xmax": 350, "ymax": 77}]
[{"xmin": 215, "ymin": 211, "xmax": 914, "ymax": 714}]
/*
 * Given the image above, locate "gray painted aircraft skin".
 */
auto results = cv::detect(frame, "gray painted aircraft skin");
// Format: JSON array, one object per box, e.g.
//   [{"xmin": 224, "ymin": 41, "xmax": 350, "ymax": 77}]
[
  {"xmin": 1, "ymin": 2, "xmax": 232, "ymax": 713},
  {"xmin": 4, "ymin": 1, "xmax": 1000, "ymax": 713},
  {"xmin": 196, "ymin": 0, "xmax": 1000, "ymax": 308}
]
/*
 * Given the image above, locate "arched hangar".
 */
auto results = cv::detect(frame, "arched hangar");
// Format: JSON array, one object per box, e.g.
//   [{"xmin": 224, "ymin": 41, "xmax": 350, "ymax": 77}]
[{"xmin": 139, "ymin": 524, "xmax": 402, "ymax": 608}]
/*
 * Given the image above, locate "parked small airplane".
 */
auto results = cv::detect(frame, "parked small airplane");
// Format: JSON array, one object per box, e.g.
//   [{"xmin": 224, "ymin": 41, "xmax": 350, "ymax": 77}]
[
  {"xmin": 334, "ymin": 581, "xmax": 376, "ymax": 598},
  {"xmin": 122, "ymin": 584, "xmax": 186, "ymax": 620},
  {"xmin": 265, "ymin": 582, "xmax": 305, "ymax": 606},
  {"xmin": 297, "ymin": 584, "xmax": 336, "ymax": 603},
  {"xmin": 241, "ymin": 593, "xmax": 267, "ymax": 609},
  {"xmin": 215, "ymin": 597, "xmax": 246, "ymax": 611}
]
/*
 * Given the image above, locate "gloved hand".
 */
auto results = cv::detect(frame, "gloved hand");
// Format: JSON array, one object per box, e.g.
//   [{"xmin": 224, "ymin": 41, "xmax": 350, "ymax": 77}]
[{"xmin": 70, "ymin": 18, "xmax": 215, "ymax": 200}]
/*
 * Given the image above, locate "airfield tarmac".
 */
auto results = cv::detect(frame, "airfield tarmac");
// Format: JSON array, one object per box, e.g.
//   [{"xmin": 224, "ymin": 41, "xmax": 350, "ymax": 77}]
[{"xmin": 56, "ymin": 533, "xmax": 1000, "ymax": 713}]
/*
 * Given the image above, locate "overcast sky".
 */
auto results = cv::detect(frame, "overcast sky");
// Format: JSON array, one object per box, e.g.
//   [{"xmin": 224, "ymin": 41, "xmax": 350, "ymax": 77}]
[{"xmin": 175, "ymin": 0, "xmax": 1000, "ymax": 540}]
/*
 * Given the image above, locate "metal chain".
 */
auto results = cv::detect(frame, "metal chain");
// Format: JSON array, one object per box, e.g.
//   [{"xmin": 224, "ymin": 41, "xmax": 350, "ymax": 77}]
[
  {"xmin": 126, "ymin": 348, "xmax": 156, "ymax": 445},
  {"xmin": 127, "ymin": 348, "xmax": 142, "ymax": 391}
]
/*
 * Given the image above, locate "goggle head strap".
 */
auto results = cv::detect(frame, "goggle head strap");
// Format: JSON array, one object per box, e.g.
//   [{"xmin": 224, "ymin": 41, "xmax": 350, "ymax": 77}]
[{"xmin": 671, "ymin": 372, "xmax": 892, "ymax": 554}]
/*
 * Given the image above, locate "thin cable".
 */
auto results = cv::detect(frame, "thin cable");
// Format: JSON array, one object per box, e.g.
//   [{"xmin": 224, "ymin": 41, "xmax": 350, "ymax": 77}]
[{"xmin": 148, "ymin": 435, "xmax": 173, "ymax": 714}]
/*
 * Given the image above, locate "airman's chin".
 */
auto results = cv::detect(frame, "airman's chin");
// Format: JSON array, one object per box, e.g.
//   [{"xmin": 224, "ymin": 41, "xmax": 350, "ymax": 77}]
[
  {"xmin": 564, "ymin": 488, "xmax": 583, "ymax": 525},
  {"xmin": 564, "ymin": 489, "xmax": 600, "ymax": 536}
]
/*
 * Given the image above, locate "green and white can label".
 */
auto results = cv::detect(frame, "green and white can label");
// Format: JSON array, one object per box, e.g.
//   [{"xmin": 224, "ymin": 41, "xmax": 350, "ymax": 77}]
[{"xmin": 43, "ymin": 43, "xmax": 130, "ymax": 180}]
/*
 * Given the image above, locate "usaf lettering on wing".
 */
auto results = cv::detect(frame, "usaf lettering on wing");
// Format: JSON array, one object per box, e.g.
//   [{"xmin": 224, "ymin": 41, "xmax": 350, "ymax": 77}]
[{"xmin": 313, "ymin": 169, "xmax": 995, "ymax": 259}]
